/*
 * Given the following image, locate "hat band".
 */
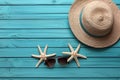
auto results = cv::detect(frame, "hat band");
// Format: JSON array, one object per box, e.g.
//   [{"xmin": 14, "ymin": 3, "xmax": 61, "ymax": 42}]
[{"xmin": 80, "ymin": 9, "xmax": 104, "ymax": 38}]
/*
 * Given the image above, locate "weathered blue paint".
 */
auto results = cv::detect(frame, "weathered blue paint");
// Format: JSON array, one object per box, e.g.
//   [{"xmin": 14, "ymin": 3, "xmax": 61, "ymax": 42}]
[{"xmin": 0, "ymin": 0, "xmax": 120, "ymax": 80}]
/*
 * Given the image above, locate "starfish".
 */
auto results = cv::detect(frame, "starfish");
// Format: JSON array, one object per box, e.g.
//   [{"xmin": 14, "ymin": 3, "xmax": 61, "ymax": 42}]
[
  {"xmin": 62, "ymin": 43, "xmax": 87, "ymax": 67},
  {"xmin": 32, "ymin": 45, "xmax": 56, "ymax": 67}
]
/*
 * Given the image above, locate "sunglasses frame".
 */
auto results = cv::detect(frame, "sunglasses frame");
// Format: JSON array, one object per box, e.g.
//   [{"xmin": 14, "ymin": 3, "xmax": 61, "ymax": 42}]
[{"xmin": 44, "ymin": 56, "xmax": 69, "ymax": 68}]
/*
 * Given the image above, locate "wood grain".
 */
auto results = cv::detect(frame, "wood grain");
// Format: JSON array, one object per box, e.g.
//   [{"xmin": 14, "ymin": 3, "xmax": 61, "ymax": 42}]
[
  {"xmin": 0, "ymin": 0, "xmax": 119, "ymax": 5},
  {"xmin": 0, "ymin": 48, "xmax": 120, "ymax": 57},
  {"xmin": 0, "ymin": 0, "xmax": 120, "ymax": 79},
  {"xmin": 0, "ymin": 39, "xmax": 119, "ymax": 48},
  {"xmin": 0, "ymin": 78, "xmax": 119, "ymax": 80},
  {"xmin": 0, "ymin": 57, "xmax": 120, "ymax": 68},
  {"xmin": 0, "ymin": 68, "xmax": 120, "ymax": 77}
]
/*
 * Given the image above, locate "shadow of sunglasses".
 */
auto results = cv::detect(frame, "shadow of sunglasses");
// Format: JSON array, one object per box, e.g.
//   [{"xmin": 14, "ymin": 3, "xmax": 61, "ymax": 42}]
[{"xmin": 44, "ymin": 56, "xmax": 69, "ymax": 68}]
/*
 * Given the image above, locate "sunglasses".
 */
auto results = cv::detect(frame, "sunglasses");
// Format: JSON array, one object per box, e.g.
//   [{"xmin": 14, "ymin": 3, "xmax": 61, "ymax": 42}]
[{"xmin": 44, "ymin": 56, "xmax": 69, "ymax": 68}]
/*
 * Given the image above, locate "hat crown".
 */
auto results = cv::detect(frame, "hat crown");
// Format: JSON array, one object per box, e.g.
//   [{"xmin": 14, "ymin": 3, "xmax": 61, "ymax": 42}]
[{"xmin": 81, "ymin": 1, "xmax": 113, "ymax": 37}]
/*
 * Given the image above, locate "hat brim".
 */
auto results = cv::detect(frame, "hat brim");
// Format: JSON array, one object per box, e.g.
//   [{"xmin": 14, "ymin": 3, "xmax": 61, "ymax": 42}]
[{"xmin": 69, "ymin": 0, "xmax": 120, "ymax": 48}]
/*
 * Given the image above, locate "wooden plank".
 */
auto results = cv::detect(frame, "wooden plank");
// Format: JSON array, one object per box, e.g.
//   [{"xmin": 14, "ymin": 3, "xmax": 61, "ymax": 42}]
[
  {"xmin": 0, "ymin": 6, "xmax": 70, "ymax": 14},
  {"xmin": 0, "ymin": 0, "xmax": 74, "ymax": 5},
  {"xmin": 0, "ymin": 6, "xmax": 119, "ymax": 19},
  {"xmin": 0, "ymin": 57, "xmax": 120, "ymax": 68},
  {"xmin": 0, "ymin": 68, "xmax": 120, "ymax": 77},
  {"xmin": 0, "ymin": 39, "xmax": 79, "ymax": 48},
  {"xmin": 113, "ymin": 0, "xmax": 120, "ymax": 4},
  {"xmin": 0, "ymin": 29, "xmax": 73, "ymax": 39},
  {"xmin": 0, "ymin": 0, "xmax": 119, "ymax": 5},
  {"xmin": 0, "ymin": 5, "xmax": 119, "ymax": 14},
  {"xmin": 0, "ymin": 39, "xmax": 120, "ymax": 48},
  {"xmin": 0, "ymin": 78, "xmax": 119, "ymax": 80},
  {"xmin": 1, "ymin": 29, "xmax": 120, "ymax": 40},
  {"xmin": 0, "ymin": 19, "xmax": 69, "ymax": 29},
  {"xmin": 0, "ymin": 48, "xmax": 120, "ymax": 57},
  {"xmin": 0, "ymin": 14, "xmax": 68, "ymax": 20}
]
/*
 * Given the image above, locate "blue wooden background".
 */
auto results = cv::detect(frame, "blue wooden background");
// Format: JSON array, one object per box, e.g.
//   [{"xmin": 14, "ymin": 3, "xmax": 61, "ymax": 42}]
[{"xmin": 0, "ymin": 0, "xmax": 120, "ymax": 80}]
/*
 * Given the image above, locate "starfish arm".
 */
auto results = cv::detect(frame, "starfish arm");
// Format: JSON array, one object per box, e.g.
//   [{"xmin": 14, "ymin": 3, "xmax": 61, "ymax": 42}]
[
  {"xmin": 77, "ymin": 54, "xmax": 87, "ymax": 59},
  {"xmin": 74, "ymin": 56, "xmax": 80, "ymax": 67},
  {"xmin": 62, "ymin": 52, "xmax": 72, "ymax": 55},
  {"xmin": 75, "ymin": 44, "xmax": 80, "ymax": 53},
  {"xmin": 68, "ymin": 43, "xmax": 74, "ymax": 52},
  {"xmin": 38, "ymin": 45, "xmax": 43, "ymax": 55},
  {"xmin": 44, "ymin": 45, "xmax": 48, "ymax": 54},
  {"xmin": 67, "ymin": 55, "xmax": 74, "ymax": 62},
  {"xmin": 36, "ymin": 58, "xmax": 43, "ymax": 67},
  {"xmin": 32, "ymin": 54, "xmax": 41, "ymax": 58},
  {"xmin": 46, "ymin": 53, "xmax": 56, "ymax": 57}
]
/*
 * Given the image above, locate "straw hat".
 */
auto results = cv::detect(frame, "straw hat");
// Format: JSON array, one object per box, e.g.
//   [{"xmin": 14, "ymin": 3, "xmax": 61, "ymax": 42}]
[{"xmin": 69, "ymin": 0, "xmax": 120, "ymax": 48}]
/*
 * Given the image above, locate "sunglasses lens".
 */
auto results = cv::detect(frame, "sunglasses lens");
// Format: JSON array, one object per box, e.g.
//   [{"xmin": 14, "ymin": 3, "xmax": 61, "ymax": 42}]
[
  {"xmin": 45, "ymin": 59, "xmax": 56, "ymax": 68},
  {"xmin": 58, "ymin": 57, "xmax": 68, "ymax": 65}
]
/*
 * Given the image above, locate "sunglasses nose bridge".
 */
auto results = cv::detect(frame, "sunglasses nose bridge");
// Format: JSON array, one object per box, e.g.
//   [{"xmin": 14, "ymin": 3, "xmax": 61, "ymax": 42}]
[{"xmin": 45, "ymin": 56, "xmax": 68, "ymax": 68}]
